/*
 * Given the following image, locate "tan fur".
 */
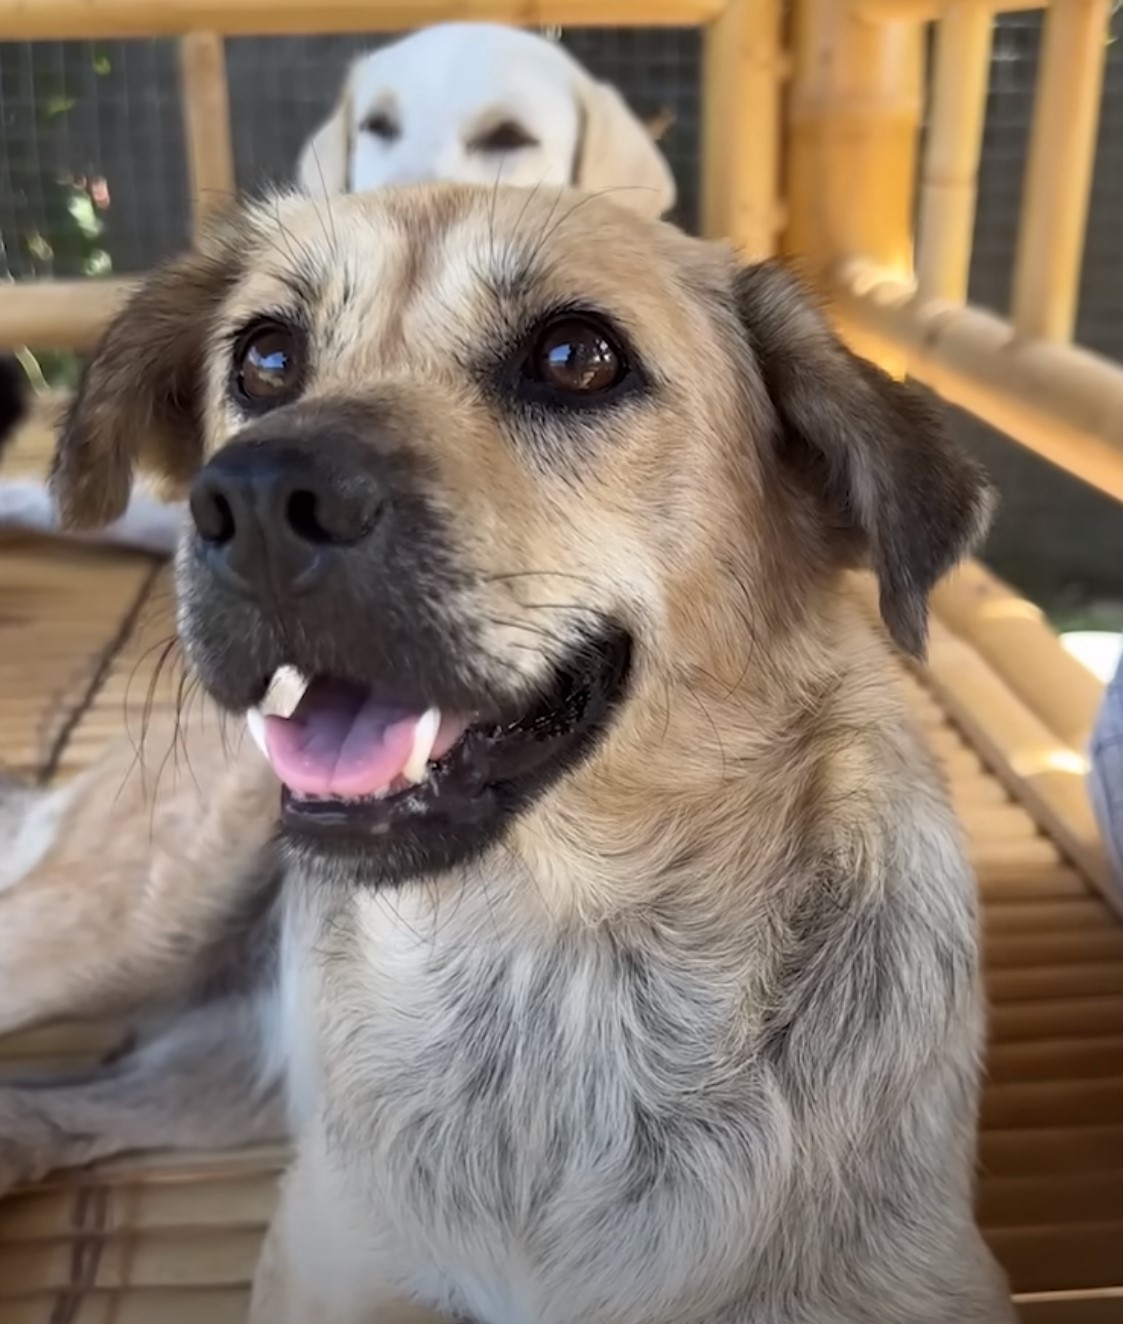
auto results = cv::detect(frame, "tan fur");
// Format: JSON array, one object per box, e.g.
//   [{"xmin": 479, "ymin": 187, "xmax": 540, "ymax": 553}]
[{"xmin": 0, "ymin": 187, "xmax": 1011, "ymax": 1323}]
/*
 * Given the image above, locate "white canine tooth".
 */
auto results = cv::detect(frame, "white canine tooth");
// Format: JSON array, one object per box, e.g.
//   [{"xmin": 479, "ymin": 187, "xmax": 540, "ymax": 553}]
[
  {"xmin": 402, "ymin": 708, "xmax": 441, "ymax": 786},
  {"xmin": 245, "ymin": 707, "xmax": 269, "ymax": 760},
  {"xmin": 260, "ymin": 665, "xmax": 310, "ymax": 719}
]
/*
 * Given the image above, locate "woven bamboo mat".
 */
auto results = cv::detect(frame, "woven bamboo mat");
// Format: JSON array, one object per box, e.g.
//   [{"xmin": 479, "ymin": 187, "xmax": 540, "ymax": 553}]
[
  {"xmin": 0, "ymin": 402, "xmax": 159, "ymax": 783},
  {"xmin": 1, "ymin": 412, "xmax": 1121, "ymax": 1319}
]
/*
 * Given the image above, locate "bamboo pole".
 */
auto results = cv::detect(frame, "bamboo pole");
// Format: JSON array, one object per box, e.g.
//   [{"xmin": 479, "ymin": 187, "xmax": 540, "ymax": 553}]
[
  {"xmin": 851, "ymin": 575, "xmax": 1118, "ymax": 915},
  {"xmin": 833, "ymin": 258, "xmax": 1123, "ymax": 505},
  {"xmin": 857, "ymin": 0, "xmax": 1044, "ymax": 19},
  {"xmin": 1010, "ymin": 0, "xmax": 1111, "ymax": 342},
  {"xmin": 916, "ymin": 2, "xmax": 994, "ymax": 302},
  {"xmin": 0, "ymin": 279, "xmax": 136, "ymax": 351},
  {"xmin": 0, "ymin": 0, "xmax": 722, "ymax": 39},
  {"xmin": 932, "ymin": 561, "xmax": 1104, "ymax": 753},
  {"xmin": 785, "ymin": 0, "xmax": 923, "ymax": 374},
  {"xmin": 701, "ymin": 0, "xmax": 784, "ymax": 258},
  {"xmin": 180, "ymin": 33, "xmax": 236, "ymax": 234}
]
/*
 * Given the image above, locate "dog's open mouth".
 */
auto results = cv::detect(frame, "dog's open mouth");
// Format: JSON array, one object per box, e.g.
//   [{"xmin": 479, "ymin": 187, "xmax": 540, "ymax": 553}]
[
  {"xmin": 245, "ymin": 628, "xmax": 632, "ymax": 847},
  {"xmin": 248, "ymin": 685, "xmax": 469, "ymax": 802}
]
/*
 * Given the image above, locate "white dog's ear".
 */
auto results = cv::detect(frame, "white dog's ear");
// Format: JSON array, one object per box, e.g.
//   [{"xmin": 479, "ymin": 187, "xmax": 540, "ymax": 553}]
[
  {"xmin": 573, "ymin": 79, "xmax": 676, "ymax": 218},
  {"xmin": 297, "ymin": 83, "xmax": 352, "ymax": 196}
]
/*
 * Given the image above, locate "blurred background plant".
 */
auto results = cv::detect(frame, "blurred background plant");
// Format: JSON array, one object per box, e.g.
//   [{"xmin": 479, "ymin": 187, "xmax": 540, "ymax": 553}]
[{"xmin": 1, "ymin": 47, "xmax": 113, "ymax": 391}]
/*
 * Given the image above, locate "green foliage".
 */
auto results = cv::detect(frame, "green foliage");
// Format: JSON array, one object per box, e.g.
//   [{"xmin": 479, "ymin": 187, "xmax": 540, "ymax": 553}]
[{"xmin": 9, "ymin": 49, "xmax": 113, "ymax": 390}]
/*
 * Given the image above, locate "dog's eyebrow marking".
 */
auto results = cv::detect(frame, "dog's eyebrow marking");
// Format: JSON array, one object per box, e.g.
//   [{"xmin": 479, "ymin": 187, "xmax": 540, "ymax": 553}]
[
  {"xmin": 275, "ymin": 266, "xmax": 321, "ymax": 309},
  {"xmin": 349, "ymin": 196, "xmax": 474, "ymax": 360}
]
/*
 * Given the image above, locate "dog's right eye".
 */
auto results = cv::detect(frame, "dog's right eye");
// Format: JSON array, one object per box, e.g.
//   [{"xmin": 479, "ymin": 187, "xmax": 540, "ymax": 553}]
[
  {"xmin": 525, "ymin": 316, "xmax": 628, "ymax": 399},
  {"xmin": 470, "ymin": 121, "xmax": 538, "ymax": 153},
  {"xmin": 233, "ymin": 322, "xmax": 305, "ymax": 409},
  {"xmin": 361, "ymin": 112, "xmax": 400, "ymax": 142}
]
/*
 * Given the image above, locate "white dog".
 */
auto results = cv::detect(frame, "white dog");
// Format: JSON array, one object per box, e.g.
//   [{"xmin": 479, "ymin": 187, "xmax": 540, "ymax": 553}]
[
  {"xmin": 0, "ymin": 23, "xmax": 675, "ymax": 557},
  {"xmin": 298, "ymin": 24, "xmax": 675, "ymax": 208}
]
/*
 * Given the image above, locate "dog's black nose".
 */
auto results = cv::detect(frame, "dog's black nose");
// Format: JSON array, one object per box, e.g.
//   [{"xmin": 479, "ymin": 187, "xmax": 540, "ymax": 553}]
[{"xmin": 189, "ymin": 441, "xmax": 385, "ymax": 596}]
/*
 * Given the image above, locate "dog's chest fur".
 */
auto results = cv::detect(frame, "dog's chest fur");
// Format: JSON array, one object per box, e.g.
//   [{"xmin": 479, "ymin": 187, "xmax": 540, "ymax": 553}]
[
  {"xmin": 278, "ymin": 797, "xmax": 980, "ymax": 1324},
  {"xmin": 282, "ymin": 869, "xmax": 773, "ymax": 1320}
]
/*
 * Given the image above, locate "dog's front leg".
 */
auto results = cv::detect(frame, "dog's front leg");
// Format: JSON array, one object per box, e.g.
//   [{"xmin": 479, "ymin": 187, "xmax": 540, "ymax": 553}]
[{"xmin": 0, "ymin": 991, "xmax": 284, "ymax": 1197}]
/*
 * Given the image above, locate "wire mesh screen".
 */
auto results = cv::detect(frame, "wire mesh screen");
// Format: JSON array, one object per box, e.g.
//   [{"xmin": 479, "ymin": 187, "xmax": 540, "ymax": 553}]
[
  {"xmin": 966, "ymin": 8, "xmax": 1123, "ymax": 355},
  {"xmin": 0, "ymin": 40, "xmax": 190, "ymax": 280},
  {"xmin": 952, "ymin": 7, "xmax": 1123, "ymax": 614},
  {"xmin": 0, "ymin": 28, "xmax": 701, "ymax": 284}
]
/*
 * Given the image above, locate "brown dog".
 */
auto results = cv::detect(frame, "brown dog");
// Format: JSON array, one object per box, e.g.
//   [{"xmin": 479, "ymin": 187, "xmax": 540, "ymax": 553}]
[{"xmin": 0, "ymin": 185, "xmax": 1013, "ymax": 1323}]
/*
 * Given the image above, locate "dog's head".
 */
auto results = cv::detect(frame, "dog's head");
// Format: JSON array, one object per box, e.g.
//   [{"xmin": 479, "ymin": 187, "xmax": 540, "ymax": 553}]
[
  {"xmin": 52, "ymin": 187, "xmax": 990, "ymax": 887},
  {"xmin": 296, "ymin": 24, "xmax": 676, "ymax": 219}
]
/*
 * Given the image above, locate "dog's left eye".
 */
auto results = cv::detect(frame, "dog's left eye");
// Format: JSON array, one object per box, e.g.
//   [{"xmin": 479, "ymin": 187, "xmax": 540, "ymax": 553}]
[
  {"xmin": 471, "ymin": 121, "xmax": 537, "ymax": 153},
  {"xmin": 362, "ymin": 112, "xmax": 400, "ymax": 142},
  {"xmin": 233, "ymin": 322, "xmax": 305, "ymax": 408},
  {"xmin": 525, "ymin": 317, "xmax": 626, "ymax": 396}
]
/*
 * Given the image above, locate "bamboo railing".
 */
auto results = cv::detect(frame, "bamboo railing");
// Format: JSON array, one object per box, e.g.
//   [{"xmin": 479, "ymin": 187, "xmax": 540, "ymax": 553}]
[
  {"xmin": 782, "ymin": 0, "xmax": 1121, "ymax": 911},
  {"xmin": 787, "ymin": 0, "xmax": 1123, "ymax": 507}
]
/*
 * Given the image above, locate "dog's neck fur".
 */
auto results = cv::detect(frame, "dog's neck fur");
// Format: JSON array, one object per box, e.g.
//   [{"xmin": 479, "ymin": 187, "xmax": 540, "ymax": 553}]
[{"xmin": 505, "ymin": 586, "xmax": 904, "ymax": 928}]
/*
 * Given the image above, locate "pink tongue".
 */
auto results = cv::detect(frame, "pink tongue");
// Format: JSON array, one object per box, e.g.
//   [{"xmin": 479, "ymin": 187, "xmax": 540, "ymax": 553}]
[{"xmin": 264, "ymin": 679, "xmax": 424, "ymax": 799}]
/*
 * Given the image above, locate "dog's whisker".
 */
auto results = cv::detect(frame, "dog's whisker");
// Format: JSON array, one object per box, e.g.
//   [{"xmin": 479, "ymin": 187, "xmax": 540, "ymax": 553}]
[
  {"xmin": 484, "ymin": 570, "xmax": 599, "ymax": 587},
  {"xmin": 526, "ymin": 188, "xmax": 628, "ymax": 268},
  {"xmin": 217, "ymin": 703, "xmax": 239, "ymax": 765},
  {"xmin": 510, "ymin": 601, "xmax": 608, "ymax": 620},
  {"xmin": 487, "ymin": 167, "xmax": 502, "ymax": 275},
  {"xmin": 522, "ymin": 178, "xmax": 563, "ymax": 273},
  {"xmin": 483, "ymin": 617, "xmax": 578, "ymax": 653},
  {"xmin": 373, "ymin": 889, "xmax": 427, "ymax": 947},
  {"xmin": 308, "ymin": 185, "xmax": 339, "ymax": 263},
  {"xmin": 121, "ymin": 632, "xmax": 181, "ymax": 803},
  {"xmin": 268, "ymin": 198, "xmax": 305, "ymax": 273}
]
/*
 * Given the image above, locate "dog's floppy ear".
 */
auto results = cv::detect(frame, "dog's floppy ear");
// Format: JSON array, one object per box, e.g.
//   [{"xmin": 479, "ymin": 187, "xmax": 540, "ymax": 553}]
[
  {"xmin": 573, "ymin": 78, "xmax": 676, "ymax": 218},
  {"xmin": 296, "ymin": 79, "xmax": 352, "ymax": 196},
  {"xmin": 735, "ymin": 261, "xmax": 994, "ymax": 658},
  {"xmin": 51, "ymin": 212, "xmax": 245, "ymax": 530}
]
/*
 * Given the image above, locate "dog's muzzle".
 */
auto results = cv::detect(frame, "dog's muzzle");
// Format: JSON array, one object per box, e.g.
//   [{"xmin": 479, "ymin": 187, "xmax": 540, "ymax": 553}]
[{"xmin": 178, "ymin": 400, "xmax": 632, "ymax": 885}]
